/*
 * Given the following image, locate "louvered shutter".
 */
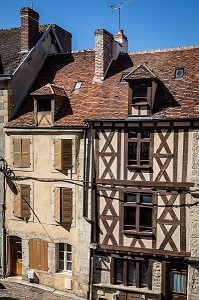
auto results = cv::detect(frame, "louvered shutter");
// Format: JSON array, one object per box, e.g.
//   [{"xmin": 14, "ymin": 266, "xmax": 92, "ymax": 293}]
[
  {"xmin": 21, "ymin": 185, "xmax": 30, "ymax": 218},
  {"xmin": 62, "ymin": 188, "xmax": 72, "ymax": 223},
  {"xmin": 21, "ymin": 139, "xmax": 30, "ymax": 168},
  {"xmin": 54, "ymin": 187, "xmax": 61, "ymax": 223},
  {"xmin": 13, "ymin": 139, "xmax": 22, "ymax": 167},
  {"xmin": 54, "ymin": 139, "xmax": 62, "ymax": 170},
  {"xmin": 63, "ymin": 140, "xmax": 72, "ymax": 169},
  {"xmin": 40, "ymin": 240, "xmax": 48, "ymax": 271},
  {"xmin": 14, "ymin": 185, "xmax": 22, "ymax": 218},
  {"xmin": 29, "ymin": 238, "xmax": 38, "ymax": 269}
]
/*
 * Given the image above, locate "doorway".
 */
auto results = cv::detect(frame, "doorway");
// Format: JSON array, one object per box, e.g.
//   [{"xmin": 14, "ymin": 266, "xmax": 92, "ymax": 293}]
[{"xmin": 10, "ymin": 236, "xmax": 22, "ymax": 276}]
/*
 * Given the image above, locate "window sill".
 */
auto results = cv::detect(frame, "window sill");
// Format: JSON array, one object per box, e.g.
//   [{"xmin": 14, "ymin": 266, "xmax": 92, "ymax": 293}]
[
  {"xmin": 55, "ymin": 271, "xmax": 72, "ymax": 276},
  {"xmin": 123, "ymin": 230, "xmax": 153, "ymax": 237},
  {"xmin": 93, "ymin": 283, "xmax": 160, "ymax": 295},
  {"xmin": 131, "ymin": 102, "xmax": 148, "ymax": 106},
  {"xmin": 126, "ymin": 165, "xmax": 151, "ymax": 170}
]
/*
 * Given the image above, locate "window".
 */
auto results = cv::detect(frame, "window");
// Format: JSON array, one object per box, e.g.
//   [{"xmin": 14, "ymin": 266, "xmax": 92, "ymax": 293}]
[
  {"xmin": 124, "ymin": 192, "xmax": 153, "ymax": 233},
  {"xmin": 37, "ymin": 98, "xmax": 51, "ymax": 112},
  {"xmin": 58, "ymin": 243, "xmax": 72, "ymax": 272},
  {"xmin": 111, "ymin": 257, "xmax": 151, "ymax": 288},
  {"xmin": 54, "ymin": 187, "xmax": 72, "ymax": 224},
  {"xmin": 54, "ymin": 139, "xmax": 72, "ymax": 170},
  {"xmin": 132, "ymin": 82, "xmax": 148, "ymax": 104},
  {"xmin": 128, "ymin": 130, "xmax": 151, "ymax": 167},
  {"xmin": 29, "ymin": 238, "xmax": 48, "ymax": 271},
  {"xmin": 73, "ymin": 81, "xmax": 82, "ymax": 92},
  {"xmin": 175, "ymin": 67, "xmax": 184, "ymax": 79},
  {"xmin": 13, "ymin": 138, "xmax": 30, "ymax": 168},
  {"xmin": 14, "ymin": 184, "xmax": 30, "ymax": 219}
]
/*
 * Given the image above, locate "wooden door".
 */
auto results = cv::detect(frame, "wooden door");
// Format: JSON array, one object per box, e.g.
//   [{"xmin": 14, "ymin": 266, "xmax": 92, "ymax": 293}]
[{"xmin": 10, "ymin": 237, "xmax": 22, "ymax": 276}]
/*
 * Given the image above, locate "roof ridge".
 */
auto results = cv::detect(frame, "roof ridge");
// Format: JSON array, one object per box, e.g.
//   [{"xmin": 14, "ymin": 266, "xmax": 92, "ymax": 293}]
[{"xmin": 128, "ymin": 45, "xmax": 199, "ymax": 54}]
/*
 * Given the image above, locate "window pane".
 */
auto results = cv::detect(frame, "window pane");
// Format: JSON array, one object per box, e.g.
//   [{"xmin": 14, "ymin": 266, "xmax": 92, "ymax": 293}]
[
  {"xmin": 115, "ymin": 259, "xmax": 123, "ymax": 283},
  {"xmin": 170, "ymin": 272, "xmax": 186, "ymax": 294},
  {"xmin": 59, "ymin": 260, "xmax": 64, "ymax": 270},
  {"xmin": 59, "ymin": 251, "xmax": 64, "ymax": 260},
  {"xmin": 140, "ymin": 142, "xmax": 150, "ymax": 161},
  {"xmin": 141, "ymin": 130, "xmax": 150, "ymax": 138},
  {"xmin": 37, "ymin": 99, "xmax": 51, "ymax": 112},
  {"xmin": 128, "ymin": 131, "xmax": 137, "ymax": 138},
  {"xmin": 133, "ymin": 83, "xmax": 147, "ymax": 97},
  {"xmin": 59, "ymin": 243, "xmax": 64, "ymax": 251},
  {"xmin": 140, "ymin": 207, "xmax": 152, "ymax": 230},
  {"xmin": 140, "ymin": 194, "xmax": 152, "ymax": 204},
  {"xmin": 128, "ymin": 142, "xmax": 137, "ymax": 162},
  {"xmin": 67, "ymin": 262, "xmax": 72, "ymax": 271},
  {"xmin": 141, "ymin": 261, "xmax": 148, "ymax": 286},
  {"xmin": 67, "ymin": 253, "xmax": 72, "ymax": 261},
  {"xmin": 128, "ymin": 260, "xmax": 136, "ymax": 285},
  {"xmin": 125, "ymin": 193, "xmax": 136, "ymax": 203},
  {"xmin": 124, "ymin": 207, "xmax": 136, "ymax": 230},
  {"xmin": 67, "ymin": 244, "xmax": 72, "ymax": 252}
]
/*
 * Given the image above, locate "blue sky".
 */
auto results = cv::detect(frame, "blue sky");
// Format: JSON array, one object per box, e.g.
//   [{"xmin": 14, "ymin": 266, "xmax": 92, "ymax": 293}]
[{"xmin": 0, "ymin": 0, "xmax": 198, "ymax": 52}]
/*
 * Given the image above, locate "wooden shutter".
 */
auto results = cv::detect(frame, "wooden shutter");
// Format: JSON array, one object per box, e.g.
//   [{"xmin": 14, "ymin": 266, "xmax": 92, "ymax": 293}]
[
  {"xmin": 110, "ymin": 256, "xmax": 115, "ymax": 285},
  {"xmin": 29, "ymin": 238, "xmax": 48, "ymax": 271},
  {"xmin": 14, "ymin": 185, "xmax": 22, "ymax": 218},
  {"xmin": 54, "ymin": 187, "xmax": 61, "ymax": 223},
  {"xmin": 21, "ymin": 139, "xmax": 30, "ymax": 168},
  {"xmin": 13, "ymin": 139, "xmax": 22, "ymax": 167},
  {"xmin": 63, "ymin": 139, "xmax": 72, "ymax": 169},
  {"xmin": 54, "ymin": 139, "xmax": 62, "ymax": 170},
  {"xmin": 61, "ymin": 188, "xmax": 72, "ymax": 223},
  {"xmin": 40, "ymin": 239, "xmax": 48, "ymax": 271},
  {"xmin": 21, "ymin": 185, "xmax": 30, "ymax": 218}
]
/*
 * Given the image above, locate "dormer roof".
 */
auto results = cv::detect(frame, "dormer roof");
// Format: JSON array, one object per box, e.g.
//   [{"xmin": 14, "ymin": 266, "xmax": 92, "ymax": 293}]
[
  {"xmin": 31, "ymin": 83, "xmax": 66, "ymax": 97},
  {"xmin": 124, "ymin": 63, "xmax": 157, "ymax": 80}
]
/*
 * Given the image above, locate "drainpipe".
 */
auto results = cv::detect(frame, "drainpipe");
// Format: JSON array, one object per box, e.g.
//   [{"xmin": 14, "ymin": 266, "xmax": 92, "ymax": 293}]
[{"xmin": 2, "ymin": 168, "xmax": 6, "ymax": 278}]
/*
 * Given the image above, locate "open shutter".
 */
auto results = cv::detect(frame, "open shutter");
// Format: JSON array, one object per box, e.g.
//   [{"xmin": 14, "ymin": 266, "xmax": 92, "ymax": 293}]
[
  {"xmin": 40, "ymin": 240, "xmax": 48, "ymax": 271},
  {"xmin": 29, "ymin": 238, "xmax": 38, "ymax": 269},
  {"xmin": 21, "ymin": 139, "xmax": 30, "ymax": 168},
  {"xmin": 110, "ymin": 256, "xmax": 115, "ymax": 285},
  {"xmin": 54, "ymin": 139, "xmax": 62, "ymax": 170},
  {"xmin": 21, "ymin": 185, "xmax": 30, "ymax": 218},
  {"xmin": 63, "ymin": 140, "xmax": 72, "ymax": 169},
  {"xmin": 62, "ymin": 188, "xmax": 72, "ymax": 223},
  {"xmin": 13, "ymin": 139, "xmax": 22, "ymax": 167},
  {"xmin": 14, "ymin": 185, "xmax": 22, "ymax": 218},
  {"xmin": 54, "ymin": 187, "xmax": 61, "ymax": 223}
]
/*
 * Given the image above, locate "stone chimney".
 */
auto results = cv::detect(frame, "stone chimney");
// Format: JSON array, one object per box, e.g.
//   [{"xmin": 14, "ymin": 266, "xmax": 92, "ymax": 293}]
[
  {"xmin": 52, "ymin": 25, "xmax": 72, "ymax": 52},
  {"xmin": 20, "ymin": 7, "xmax": 39, "ymax": 51},
  {"xmin": 94, "ymin": 29, "xmax": 128, "ymax": 82},
  {"xmin": 94, "ymin": 29, "xmax": 114, "ymax": 82}
]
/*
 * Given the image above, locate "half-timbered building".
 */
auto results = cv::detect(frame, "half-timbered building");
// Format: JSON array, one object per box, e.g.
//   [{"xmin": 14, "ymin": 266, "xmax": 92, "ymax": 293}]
[{"xmin": 3, "ymin": 23, "xmax": 199, "ymax": 300}]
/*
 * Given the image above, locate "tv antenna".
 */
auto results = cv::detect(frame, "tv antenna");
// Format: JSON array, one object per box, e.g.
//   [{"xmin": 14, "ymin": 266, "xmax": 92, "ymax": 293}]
[{"xmin": 109, "ymin": 0, "xmax": 133, "ymax": 30}]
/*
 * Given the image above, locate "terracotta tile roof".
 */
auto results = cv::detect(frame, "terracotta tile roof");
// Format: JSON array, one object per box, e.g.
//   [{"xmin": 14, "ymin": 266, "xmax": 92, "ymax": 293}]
[
  {"xmin": 0, "ymin": 25, "xmax": 48, "ymax": 74},
  {"xmin": 31, "ymin": 83, "xmax": 66, "ymax": 97},
  {"xmin": 125, "ymin": 63, "xmax": 157, "ymax": 80},
  {"xmin": 8, "ymin": 45, "xmax": 199, "ymax": 127}
]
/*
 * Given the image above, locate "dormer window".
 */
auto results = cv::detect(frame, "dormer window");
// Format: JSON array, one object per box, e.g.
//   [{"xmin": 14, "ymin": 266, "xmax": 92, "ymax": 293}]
[
  {"xmin": 133, "ymin": 82, "xmax": 148, "ymax": 104},
  {"xmin": 37, "ymin": 98, "xmax": 51, "ymax": 112}
]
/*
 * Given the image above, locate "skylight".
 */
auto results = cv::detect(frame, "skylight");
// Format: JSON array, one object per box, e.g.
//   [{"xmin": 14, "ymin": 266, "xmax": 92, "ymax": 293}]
[
  {"xmin": 73, "ymin": 81, "xmax": 83, "ymax": 92},
  {"xmin": 175, "ymin": 67, "xmax": 184, "ymax": 79}
]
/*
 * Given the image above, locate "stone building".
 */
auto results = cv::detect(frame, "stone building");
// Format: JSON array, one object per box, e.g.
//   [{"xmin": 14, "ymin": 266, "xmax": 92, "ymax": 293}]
[
  {"xmin": 0, "ymin": 6, "xmax": 71, "ymax": 276},
  {"xmin": 2, "ymin": 6, "xmax": 199, "ymax": 300}
]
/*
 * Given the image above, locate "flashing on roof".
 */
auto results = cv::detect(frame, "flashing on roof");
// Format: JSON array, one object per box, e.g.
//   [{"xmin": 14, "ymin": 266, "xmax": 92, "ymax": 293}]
[
  {"xmin": 120, "ymin": 72, "xmax": 130, "ymax": 82},
  {"xmin": 73, "ymin": 81, "xmax": 83, "ymax": 92},
  {"xmin": 174, "ymin": 67, "xmax": 184, "ymax": 79}
]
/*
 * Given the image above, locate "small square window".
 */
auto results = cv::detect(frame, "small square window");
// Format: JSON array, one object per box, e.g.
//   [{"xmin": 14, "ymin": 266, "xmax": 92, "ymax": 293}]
[
  {"xmin": 175, "ymin": 67, "xmax": 184, "ymax": 79},
  {"xmin": 73, "ymin": 81, "xmax": 83, "ymax": 92}
]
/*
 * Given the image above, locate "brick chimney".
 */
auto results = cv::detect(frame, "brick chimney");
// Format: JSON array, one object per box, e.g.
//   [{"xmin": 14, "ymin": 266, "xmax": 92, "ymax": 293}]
[
  {"xmin": 52, "ymin": 25, "xmax": 72, "ymax": 52},
  {"xmin": 93, "ymin": 29, "xmax": 128, "ymax": 82},
  {"xmin": 20, "ymin": 7, "xmax": 39, "ymax": 51}
]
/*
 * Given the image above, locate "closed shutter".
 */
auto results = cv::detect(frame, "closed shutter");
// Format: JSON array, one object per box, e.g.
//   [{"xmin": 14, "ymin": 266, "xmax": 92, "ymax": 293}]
[
  {"xmin": 110, "ymin": 256, "xmax": 115, "ymax": 285},
  {"xmin": 40, "ymin": 240, "xmax": 48, "ymax": 271},
  {"xmin": 14, "ymin": 185, "xmax": 22, "ymax": 218},
  {"xmin": 62, "ymin": 188, "xmax": 72, "ymax": 223},
  {"xmin": 29, "ymin": 238, "xmax": 48, "ymax": 271},
  {"xmin": 13, "ymin": 139, "xmax": 22, "ymax": 167},
  {"xmin": 54, "ymin": 139, "xmax": 62, "ymax": 170},
  {"xmin": 54, "ymin": 187, "xmax": 61, "ymax": 223},
  {"xmin": 63, "ymin": 140, "xmax": 72, "ymax": 169},
  {"xmin": 21, "ymin": 139, "xmax": 30, "ymax": 168},
  {"xmin": 21, "ymin": 185, "xmax": 30, "ymax": 218}
]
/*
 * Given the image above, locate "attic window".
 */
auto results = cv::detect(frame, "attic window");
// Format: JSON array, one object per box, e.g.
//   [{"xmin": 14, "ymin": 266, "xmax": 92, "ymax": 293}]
[
  {"xmin": 120, "ymin": 72, "xmax": 130, "ymax": 82},
  {"xmin": 73, "ymin": 81, "xmax": 83, "ymax": 92},
  {"xmin": 175, "ymin": 67, "xmax": 184, "ymax": 79},
  {"xmin": 37, "ymin": 99, "xmax": 51, "ymax": 112}
]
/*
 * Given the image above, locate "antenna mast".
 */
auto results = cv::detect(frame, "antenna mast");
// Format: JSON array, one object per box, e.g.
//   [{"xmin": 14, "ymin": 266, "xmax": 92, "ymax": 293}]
[{"xmin": 110, "ymin": 0, "xmax": 133, "ymax": 30}]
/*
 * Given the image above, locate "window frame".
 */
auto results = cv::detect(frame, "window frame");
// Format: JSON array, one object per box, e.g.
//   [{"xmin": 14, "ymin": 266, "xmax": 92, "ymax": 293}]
[
  {"xmin": 57, "ymin": 243, "xmax": 72, "ymax": 273},
  {"xmin": 111, "ymin": 256, "xmax": 152, "ymax": 289},
  {"xmin": 127, "ymin": 130, "xmax": 151, "ymax": 169},
  {"xmin": 123, "ymin": 192, "xmax": 153, "ymax": 235}
]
